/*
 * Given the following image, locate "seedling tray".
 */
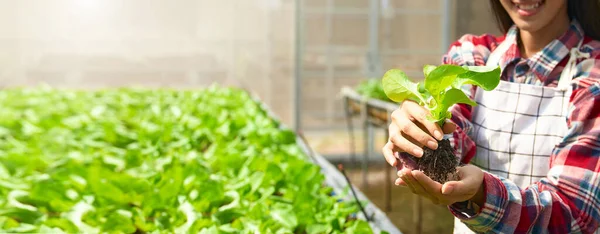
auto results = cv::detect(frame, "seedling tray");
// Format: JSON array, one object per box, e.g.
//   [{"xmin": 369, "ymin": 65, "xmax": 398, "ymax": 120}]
[
  {"xmin": 341, "ymin": 87, "xmax": 398, "ymax": 128},
  {"xmin": 252, "ymin": 90, "xmax": 402, "ymax": 234}
]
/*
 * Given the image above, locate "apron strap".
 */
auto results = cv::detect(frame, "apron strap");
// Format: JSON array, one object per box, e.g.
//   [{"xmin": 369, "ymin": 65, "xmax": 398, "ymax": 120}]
[
  {"xmin": 483, "ymin": 34, "xmax": 589, "ymax": 120},
  {"xmin": 557, "ymin": 40, "xmax": 590, "ymax": 91},
  {"xmin": 486, "ymin": 37, "xmax": 513, "ymax": 67}
]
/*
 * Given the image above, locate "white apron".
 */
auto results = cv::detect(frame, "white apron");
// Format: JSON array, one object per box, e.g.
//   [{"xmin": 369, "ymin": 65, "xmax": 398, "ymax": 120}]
[{"xmin": 453, "ymin": 37, "xmax": 592, "ymax": 233}]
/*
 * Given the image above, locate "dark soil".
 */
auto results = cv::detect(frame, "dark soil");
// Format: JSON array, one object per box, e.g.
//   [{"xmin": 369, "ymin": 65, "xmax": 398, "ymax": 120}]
[{"xmin": 398, "ymin": 139, "xmax": 459, "ymax": 184}]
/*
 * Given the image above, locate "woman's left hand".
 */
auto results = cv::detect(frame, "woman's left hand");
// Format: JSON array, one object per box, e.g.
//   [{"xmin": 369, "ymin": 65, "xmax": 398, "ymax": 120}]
[{"xmin": 397, "ymin": 164, "xmax": 485, "ymax": 206}]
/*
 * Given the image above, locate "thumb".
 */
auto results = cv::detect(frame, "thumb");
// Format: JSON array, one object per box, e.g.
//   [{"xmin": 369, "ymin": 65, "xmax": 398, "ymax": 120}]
[
  {"xmin": 441, "ymin": 168, "xmax": 480, "ymax": 195},
  {"xmin": 441, "ymin": 181, "xmax": 464, "ymax": 195},
  {"xmin": 442, "ymin": 120, "xmax": 456, "ymax": 134}
]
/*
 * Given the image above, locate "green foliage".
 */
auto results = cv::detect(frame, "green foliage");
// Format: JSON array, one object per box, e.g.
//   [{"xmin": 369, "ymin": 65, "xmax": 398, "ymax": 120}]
[
  {"xmin": 382, "ymin": 65, "xmax": 501, "ymax": 125},
  {"xmin": 0, "ymin": 85, "xmax": 374, "ymax": 233},
  {"xmin": 355, "ymin": 79, "xmax": 391, "ymax": 102}
]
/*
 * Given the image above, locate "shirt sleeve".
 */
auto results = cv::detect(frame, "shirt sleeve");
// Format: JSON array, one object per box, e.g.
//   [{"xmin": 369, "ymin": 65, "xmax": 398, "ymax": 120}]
[
  {"xmin": 441, "ymin": 33, "xmax": 499, "ymax": 163},
  {"xmin": 448, "ymin": 68, "xmax": 600, "ymax": 233}
]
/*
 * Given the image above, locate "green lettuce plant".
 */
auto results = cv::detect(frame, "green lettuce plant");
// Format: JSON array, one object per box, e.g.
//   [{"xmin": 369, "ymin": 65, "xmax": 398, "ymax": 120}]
[
  {"xmin": 381, "ymin": 65, "xmax": 501, "ymax": 183},
  {"xmin": 355, "ymin": 79, "xmax": 391, "ymax": 102},
  {"xmin": 0, "ymin": 85, "xmax": 376, "ymax": 233}
]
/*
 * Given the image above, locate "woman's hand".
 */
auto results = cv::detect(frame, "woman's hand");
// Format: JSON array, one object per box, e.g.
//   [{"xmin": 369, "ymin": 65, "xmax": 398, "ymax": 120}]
[
  {"xmin": 397, "ymin": 165, "xmax": 485, "ymax": 207},
  {"xmin": 382, "ymin": 100, "xmax": 456, "ymax": 167}
]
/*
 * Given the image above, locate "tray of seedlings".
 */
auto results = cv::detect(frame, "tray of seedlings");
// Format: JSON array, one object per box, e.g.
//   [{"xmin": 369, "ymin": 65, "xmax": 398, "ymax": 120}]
[{"xmin": 0, "ymin": 84, "xmax": 401, "ymax": 234}]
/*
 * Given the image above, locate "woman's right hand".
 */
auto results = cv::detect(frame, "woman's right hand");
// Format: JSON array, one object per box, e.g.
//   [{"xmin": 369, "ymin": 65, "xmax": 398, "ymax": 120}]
[{"xmin": 382, "ymin": 100, "xmax": 456, "ymax": 167}]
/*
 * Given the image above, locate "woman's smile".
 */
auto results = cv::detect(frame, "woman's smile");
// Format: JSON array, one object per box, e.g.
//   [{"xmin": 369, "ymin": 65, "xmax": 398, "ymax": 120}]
[{"xmin": 512, "ymin": 0, "xmax": 545, "ymax": 17}]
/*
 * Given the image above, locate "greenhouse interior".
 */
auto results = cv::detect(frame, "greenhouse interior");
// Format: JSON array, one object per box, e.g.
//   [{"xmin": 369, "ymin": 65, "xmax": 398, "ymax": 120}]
[{"xmin": 0, "ymin": 0, "xmax": 504, "ymax": 233}]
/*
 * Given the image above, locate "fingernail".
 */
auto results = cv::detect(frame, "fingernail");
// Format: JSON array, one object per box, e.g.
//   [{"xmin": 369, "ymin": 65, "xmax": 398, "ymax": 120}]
[
  {"xmin": 395, "ymin": 178, "xmax": 403, "ymax": 186},
  {"xmin": 433, "ymin": 130, "xmax": 443, "ymax": 140},
  {"xmin": 427, "ymin": 140, "xmax": 438, "ymax": 149},
  {"xmin": 442, "ymin": 185, "xmax": 454, "ymax": 195},
  {"xmin": 413, "ymin": 148, "xmax": 424, "ymax": 157}
]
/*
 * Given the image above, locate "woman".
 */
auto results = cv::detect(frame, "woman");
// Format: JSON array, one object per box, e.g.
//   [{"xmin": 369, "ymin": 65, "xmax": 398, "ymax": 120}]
[{"xmin": 383, "ymin": 0, "xmax": 600, "ymax": 233}]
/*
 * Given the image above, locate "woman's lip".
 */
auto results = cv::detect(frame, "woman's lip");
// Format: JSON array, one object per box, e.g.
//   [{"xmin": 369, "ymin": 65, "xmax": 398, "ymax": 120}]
[
  {"xmin": 511, "ymin": 0, "xmax": 542, "ymax": 4},
  {"xmin": 517, "ymin": 8, "xmax": 539, "ymax": 17},
  {"xmin": 514, "ymin": 1, "xmax": 543, "ymax": 17}
]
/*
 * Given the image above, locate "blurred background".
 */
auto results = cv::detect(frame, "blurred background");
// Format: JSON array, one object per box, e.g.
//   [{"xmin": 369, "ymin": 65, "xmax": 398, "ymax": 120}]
[{"xmin": 0, "ymin": 0, "xmax": 500, "ymax": 233}]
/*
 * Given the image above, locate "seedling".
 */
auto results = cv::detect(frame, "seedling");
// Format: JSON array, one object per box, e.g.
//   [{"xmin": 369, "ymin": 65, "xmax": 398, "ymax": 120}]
[
  {"xmin": 0, "ymin": 86, "xmax": 376, "ymax": 233},
  {"xmin": 382, "ymin": 65, "xmax": 501, "ymax": 183}
]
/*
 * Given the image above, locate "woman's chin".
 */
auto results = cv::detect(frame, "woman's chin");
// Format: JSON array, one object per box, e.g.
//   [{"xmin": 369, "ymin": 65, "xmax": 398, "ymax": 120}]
[{"xmin": 513, "ymin": 21, "xmax": 545, "ymax": 34}]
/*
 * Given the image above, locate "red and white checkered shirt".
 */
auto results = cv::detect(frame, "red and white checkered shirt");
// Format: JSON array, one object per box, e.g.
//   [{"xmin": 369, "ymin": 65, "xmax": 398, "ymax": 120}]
[{"xmin": 444, "ymin": 20, "xmax": 600, "ymax": 233}]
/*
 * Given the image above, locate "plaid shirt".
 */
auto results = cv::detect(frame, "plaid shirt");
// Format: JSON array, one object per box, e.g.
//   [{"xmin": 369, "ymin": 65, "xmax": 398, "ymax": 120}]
[{"xmin": 443, "ymin": 20, "xmax": 600, "ymax": 233}]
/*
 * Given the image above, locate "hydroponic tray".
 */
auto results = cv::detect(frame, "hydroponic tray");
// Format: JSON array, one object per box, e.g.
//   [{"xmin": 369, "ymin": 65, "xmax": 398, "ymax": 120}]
[
  {"xmin": 0, "ymin": 86, "xmax": 401, "ymax": 233},
  {"xmin": 341, "ymin": 86, "xmax": 398, "ymax": 128},
  {"xmin": 296, "ymin": 137, "xmax": 402, "ymax": 234},
  {"xmin": 253, "ymin": 90, "xmax": 402, "ymax": 234}
]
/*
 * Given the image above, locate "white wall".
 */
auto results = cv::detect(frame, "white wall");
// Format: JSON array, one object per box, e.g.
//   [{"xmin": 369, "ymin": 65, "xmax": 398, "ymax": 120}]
[
  {"xmin": 0, "ymin": 0, "xmax": 497, "ymax": 128},
  {"xmin": 0, "ymin": 0, "xmax": 296, "ymax": 123}
]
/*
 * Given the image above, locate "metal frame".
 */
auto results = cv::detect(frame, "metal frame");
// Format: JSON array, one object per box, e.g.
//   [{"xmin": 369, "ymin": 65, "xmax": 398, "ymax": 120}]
[
  {"xmin": 294, "ymin": 0, "xmax": 453, "ymax": 133},
  {"xmin": 442, "ymin": 0, "xmax": 452, "ymax": 53},
  {"xmin": 294, "ymin": 0, "xmax": 304, "ymax": 131},
  {"xmin": 304, "ymin": 7, "xmax": 440, "ymax": 15},
  {"xmin": 294, "ymin": 2, "xmax": 452, "ymax": 232}
]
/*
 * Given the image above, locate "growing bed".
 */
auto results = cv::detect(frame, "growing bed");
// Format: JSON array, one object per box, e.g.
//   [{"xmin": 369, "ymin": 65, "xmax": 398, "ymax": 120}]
[
  {"xmin": 341, "ymin": 83, "xmax": 399, "ymax": 211},
  {"xmin": 342, "ymin": 81, "xmax": 426, "ymax": 232},
  {"xmin": 0, "ymin": 85, "xmax": 400, "ymax": 233}
]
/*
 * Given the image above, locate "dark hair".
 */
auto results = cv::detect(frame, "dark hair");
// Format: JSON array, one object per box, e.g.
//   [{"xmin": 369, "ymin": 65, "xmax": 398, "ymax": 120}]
[{"xmin": 489, "ymin": 0, "xmax": 600, "ymax": 40}]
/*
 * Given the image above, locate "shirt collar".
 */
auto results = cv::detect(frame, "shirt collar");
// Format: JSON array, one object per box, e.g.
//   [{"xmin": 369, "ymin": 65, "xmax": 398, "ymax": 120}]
[{"xmin": 498, "ymin": 20, "xmax": 585, "ymax": 81}]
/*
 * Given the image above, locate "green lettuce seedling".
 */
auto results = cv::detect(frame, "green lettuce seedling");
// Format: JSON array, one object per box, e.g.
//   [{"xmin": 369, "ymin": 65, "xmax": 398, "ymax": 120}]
[
  {"xmin": 382, "ymin": 65, "xmax": 501, "ymax": 126},
  {"xmin": 381, "ymin": 64, "xmax": 501, "ymax": 184}
]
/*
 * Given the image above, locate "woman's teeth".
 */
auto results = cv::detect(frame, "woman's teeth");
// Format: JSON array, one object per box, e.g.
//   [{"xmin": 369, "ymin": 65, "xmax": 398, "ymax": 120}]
[{"xmin": 516, "ymin": 2, "xmax": 541, "ymax": 10}]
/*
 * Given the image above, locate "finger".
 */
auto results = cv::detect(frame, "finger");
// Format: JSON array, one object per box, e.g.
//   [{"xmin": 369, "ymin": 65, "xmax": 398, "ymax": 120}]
[
  {"xmin": 441, "ymin": 168, "xmax": 464, "ymax": 195},
  {"xmin": 397, "ymin": 167, "xmax": 411, "ymax": 177},
  {"xmin": 387, "ymin": 123, "xmax": 404, "ymax": 152},
  {"xmin": 401, "ymin": 177, "xmax": 416, "ymax": 193},
  {"xmin": 441, "ymin": 181, "xmax": 461, "ymax": 196},
  {"xmin": 442, "ymin": 120, "xmax": 457, "ymax": 134},
  {"xmin": 412, "ymin": 170, "xmax": 443, "ymax": 195},
  {"xmin": 412, "ymin": 171, "xmax": 448, "ymax": 205},
  {"xmin": 442, "ymin": 167, "xmax": 480, "ymax": 196},
  {"xmin": 400, "ymin": 172, "xmax": 418, "ymax": 190},
  {"xmin": 392, "ymin": 108, "xmax": 437, "ymax": 149},
  {"xmin": 402, "ymin": 171, "xmax": 438, "ymax": 203},
  {"xmin": 404, "ymin": 102, "xmax": 444, "ymax": 141},
  {"xmin": 382, "ymin": 141, "xmax": 398, "ymax": 167},
  {"xmin": 395, "ymin": 116, "xmax": 438, "ymax": 150},
  {"xmin": 395, "ymin": 177, "xmax": 408, "ymax": 187},
  {"xmin": 388, "ymin": 122, "xmax": 399, "ymax": 139},
  {"xmin": 390, "ymin": 134, "xmax": 424, "ymax": 158}
]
